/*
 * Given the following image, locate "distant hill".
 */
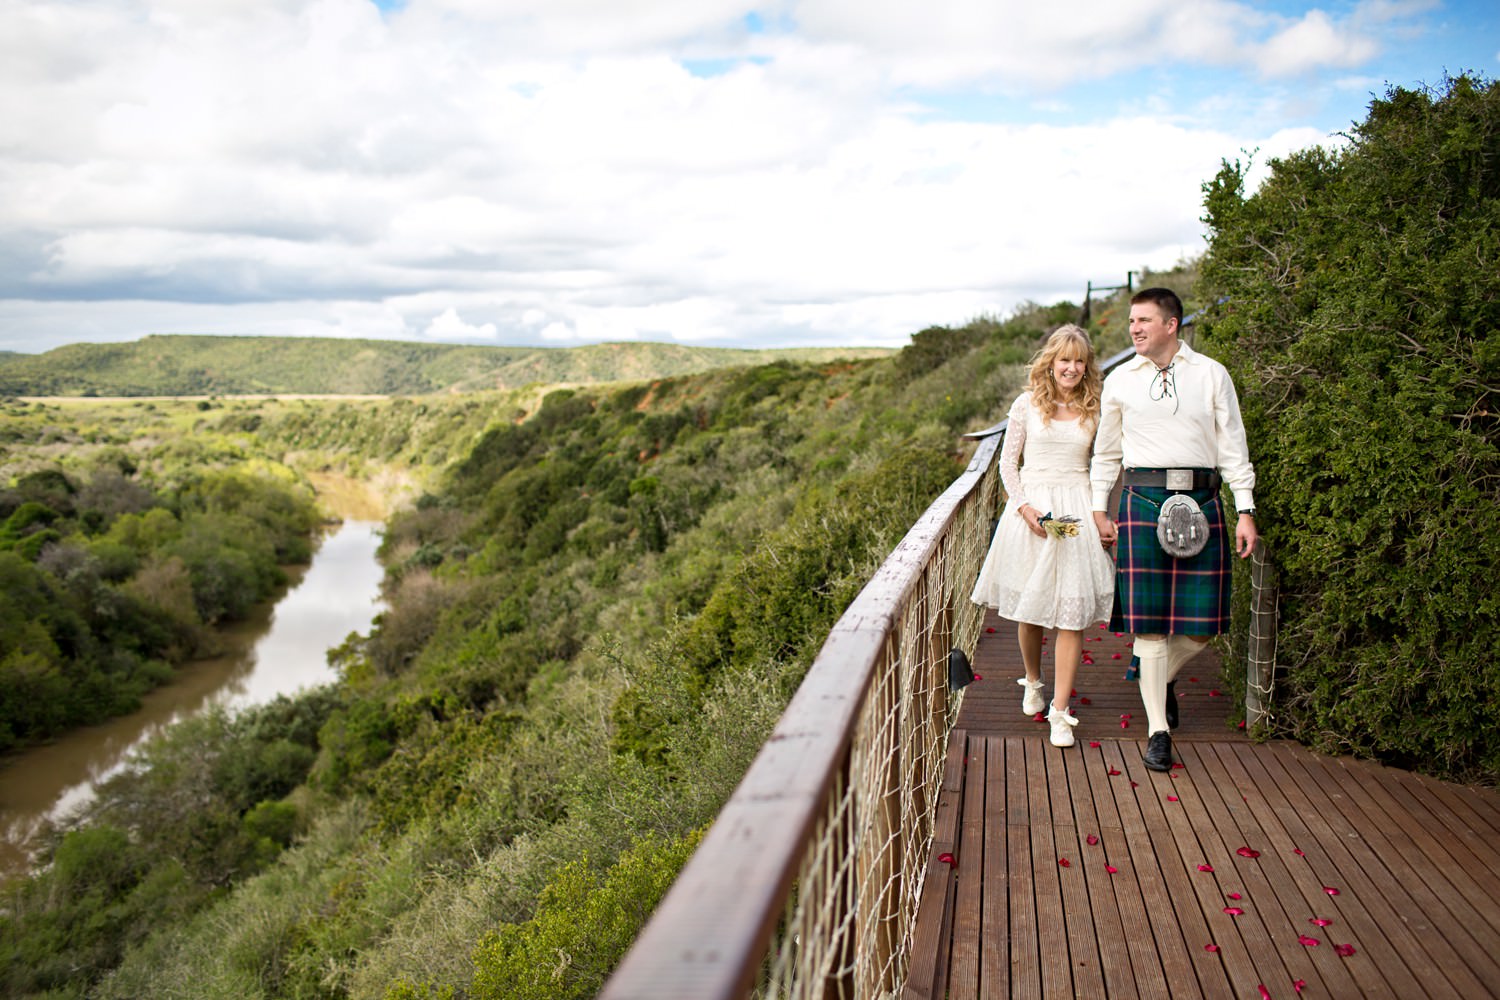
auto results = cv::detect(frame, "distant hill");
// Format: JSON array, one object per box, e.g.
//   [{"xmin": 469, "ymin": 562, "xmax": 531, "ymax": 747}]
[{"xmin": 0, "ymin": 334, "xmax": 893, "ymax": 397}]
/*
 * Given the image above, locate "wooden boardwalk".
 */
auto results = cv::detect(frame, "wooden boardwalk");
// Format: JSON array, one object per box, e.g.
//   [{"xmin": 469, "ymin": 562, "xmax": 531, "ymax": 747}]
[{"xmin": 905, "ymin": 611, "xmax": 1500, "ymax": 999}]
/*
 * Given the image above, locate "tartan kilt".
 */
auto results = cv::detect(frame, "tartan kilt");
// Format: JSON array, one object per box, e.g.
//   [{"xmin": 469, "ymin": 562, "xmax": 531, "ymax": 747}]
[{"xmin": 1109, "ymin": 485, "xmax": 1231, "ymax": 635}]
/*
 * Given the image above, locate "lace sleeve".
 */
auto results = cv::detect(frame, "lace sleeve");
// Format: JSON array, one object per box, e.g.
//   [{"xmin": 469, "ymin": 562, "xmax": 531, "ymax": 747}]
[{"xmin": 999, "ymin": 392, "xmax": 1029, "ymax": 507}]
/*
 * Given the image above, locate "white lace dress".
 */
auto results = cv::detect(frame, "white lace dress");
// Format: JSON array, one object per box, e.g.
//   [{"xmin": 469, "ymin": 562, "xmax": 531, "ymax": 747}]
[{"xmin": 970, "ymin": 391, "xmax": 1116, "ymax": 630}]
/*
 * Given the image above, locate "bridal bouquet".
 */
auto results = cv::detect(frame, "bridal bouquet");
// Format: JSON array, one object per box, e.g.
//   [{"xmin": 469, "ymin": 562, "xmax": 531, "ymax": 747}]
[{"xmin": 1039, "ymin": 513, "xmax": 1080, "ymax": 539}]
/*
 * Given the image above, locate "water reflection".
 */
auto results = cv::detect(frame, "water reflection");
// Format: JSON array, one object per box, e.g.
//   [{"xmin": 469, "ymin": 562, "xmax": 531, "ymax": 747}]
[{"xmin": 0, "ymin": 520, "xmax": 385, "ymax": 880}]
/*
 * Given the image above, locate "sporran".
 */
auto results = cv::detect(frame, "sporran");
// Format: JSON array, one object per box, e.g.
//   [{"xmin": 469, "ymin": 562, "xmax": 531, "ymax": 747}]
[{"xmin": 1155, "ymin": 493, "xmax": 1209, "ymax": 558}]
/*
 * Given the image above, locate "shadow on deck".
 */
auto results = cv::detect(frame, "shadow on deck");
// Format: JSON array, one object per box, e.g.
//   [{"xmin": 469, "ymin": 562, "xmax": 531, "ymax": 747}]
[{"xmin": 905, "ymin": 610, "xmax": 1500, "ymax": 999}]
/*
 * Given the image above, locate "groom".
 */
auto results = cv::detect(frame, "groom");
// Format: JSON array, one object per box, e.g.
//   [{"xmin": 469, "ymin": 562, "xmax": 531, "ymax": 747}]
[{"xmin": 1089, "ymin": 288, "xmax": 1258, "ymax": 771}]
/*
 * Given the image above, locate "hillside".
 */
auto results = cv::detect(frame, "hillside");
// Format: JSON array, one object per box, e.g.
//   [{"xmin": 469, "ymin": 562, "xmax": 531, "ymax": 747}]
[{"xmin": 0, "ymin": 334, "xmax": 892, "ymax": 397}]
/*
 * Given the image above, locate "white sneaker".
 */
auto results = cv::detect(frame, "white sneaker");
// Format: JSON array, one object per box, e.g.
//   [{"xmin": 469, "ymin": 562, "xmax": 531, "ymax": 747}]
[
  {"xmin": 1018, "ymin": 677, "xmax": 1046, "ymax": 715},
  {"xmin": 1047, "ymin": 706, "xmax": 1078, "ymax": 747}
]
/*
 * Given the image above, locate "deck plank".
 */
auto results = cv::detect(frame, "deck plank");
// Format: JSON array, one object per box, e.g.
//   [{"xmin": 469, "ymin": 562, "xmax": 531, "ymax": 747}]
[
  {"xmin": 949, "ymin": 736, "xmax": 987, "ymax": 999},
  {"xmin": 980, "ymin": 737, "xmax": 1008, "ymax": 998},
  {"xmin": 1006, "ymin": 737, "xmax": 1041, "ymax": 998},
  {"xmin": 903, "ymin": 610, "xmax": 1500, "ymax": 997}
]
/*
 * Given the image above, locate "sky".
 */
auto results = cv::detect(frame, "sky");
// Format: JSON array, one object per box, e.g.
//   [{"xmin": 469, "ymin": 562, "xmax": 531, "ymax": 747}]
[{"xmin": 1, "ymin": 1, "xmax": 1495, "ymax": 354}]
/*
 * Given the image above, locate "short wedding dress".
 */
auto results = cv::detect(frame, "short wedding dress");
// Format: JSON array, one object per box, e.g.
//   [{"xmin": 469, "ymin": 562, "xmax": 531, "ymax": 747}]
[{"xmin": 970, "ymin": 391, "xmax": 1115, "ymax": 630}]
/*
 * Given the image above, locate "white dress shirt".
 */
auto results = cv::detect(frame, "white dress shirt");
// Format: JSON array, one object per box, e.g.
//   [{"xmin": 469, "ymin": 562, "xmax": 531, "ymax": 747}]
[{"xmin": 1089, "ymin": 340, "xmax": 1256, "ymax": 512}]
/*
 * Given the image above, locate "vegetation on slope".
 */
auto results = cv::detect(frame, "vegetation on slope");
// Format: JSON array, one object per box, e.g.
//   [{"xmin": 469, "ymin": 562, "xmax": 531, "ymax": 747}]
[
  {"xmin": 0, "ymin": 334, "xmax": 890, "ymax": 398},
  {"xmin": 1199, "ymin": 73, "xmax": 1500, "ymax": 778}
]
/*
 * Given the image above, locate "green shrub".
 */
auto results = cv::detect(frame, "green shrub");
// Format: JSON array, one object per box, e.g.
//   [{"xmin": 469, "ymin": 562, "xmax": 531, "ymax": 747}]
[
  {"xmin": 463, "ymin": 829, "xmax": 703, "ymax": 1000},
  {"xmin": 1199, "ymin": 73, "xmax": 1500, "ymax": 779}
]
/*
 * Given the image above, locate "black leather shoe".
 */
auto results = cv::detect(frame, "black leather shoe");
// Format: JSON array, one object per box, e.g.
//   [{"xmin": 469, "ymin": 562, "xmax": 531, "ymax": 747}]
[
  {"xmin": 1166, "ymin": 681, "xmax": 1179, "ymax": 729},
  {"xmin": 1144, "ymin": 731, "xmax": 1173, "ymax": 772}
]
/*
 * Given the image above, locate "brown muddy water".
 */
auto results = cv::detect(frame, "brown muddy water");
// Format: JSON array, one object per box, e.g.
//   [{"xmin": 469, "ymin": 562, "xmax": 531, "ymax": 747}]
[{"xmin": 0, "ymin": 519, "xmax": 386, "ymax": 881}]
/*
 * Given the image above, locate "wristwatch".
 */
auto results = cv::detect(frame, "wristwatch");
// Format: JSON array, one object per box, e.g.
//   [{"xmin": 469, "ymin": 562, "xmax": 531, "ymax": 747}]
[{"xmin": 1237, "ymin": 508, "xmax": 1256, "ymax": 517}]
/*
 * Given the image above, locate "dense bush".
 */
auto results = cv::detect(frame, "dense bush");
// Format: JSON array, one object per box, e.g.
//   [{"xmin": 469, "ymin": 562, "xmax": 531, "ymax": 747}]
[
  {"xmin": 0, "ymin": 463, "xmax": 320, "ymax": 752},
  {"xmin": 1199, "ymin": 74, "xmax": 1500, "ymax": 779},
  {"xmin": 461, "ymin": 829, "xmax": 703, "ymax": 1000}
]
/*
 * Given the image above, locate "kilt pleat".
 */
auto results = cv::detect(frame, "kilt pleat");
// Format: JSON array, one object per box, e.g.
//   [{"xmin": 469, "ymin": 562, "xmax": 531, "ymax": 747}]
[{"xmin": 1109, "ymin": 485, "xmax": 1230, "ymax": 635}]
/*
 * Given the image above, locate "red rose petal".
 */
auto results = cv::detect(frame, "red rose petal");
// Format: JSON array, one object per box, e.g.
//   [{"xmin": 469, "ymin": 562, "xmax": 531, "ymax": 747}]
[
  {"xmin": 1323, "ymin": 886, "xmax": 1341, "ymax": 896},
  {"xmin": 1120, "ymin": 712, "xmax": 1132, "ymax": 719},
  {"xmin": 1108, "ymin": 767, "xmax": 1121, "ymax": 775},
  {"xmin": 1167, "ymin": 795, "xmax": 1180, "ymax": 802},
  {"xmin": 1105, "ymin": 864, "xmax": 1119, "ymax": 873},
  {"xmin": 1298, "ymin": 934, "xmax": 1320, "ymax": 947},
  {"xmin": 1227, "ymin": 892, "xmax": 1242, "ymax": 900},
  {"xmin": 1112, "ymin": 652, "xmax": 1122, "ymax": 659},
  {"xmin": 1080, "ymin": 696, "xmax": 1092, "ymax": 705},
  {"xmin": 1334, "ymin": 943, "xmax": 1356, "ymax": 957},
  {"xmin": 1294, "ymin": 848, "xmax": 1306, "ymax": 857},
  {"xmin": 1131, "ymin": 780, "xmax": 1140, "ymax": 788},
  {"xmin": 1197, "ymin": 864, "xmax": 1214, "ymax": 872},
  {"xmin": 986, "ymin": 627, "xmax": 995, "ymax": 633},
  {"xmin": 1210, "ymin": 689, "xmax": 1223, "ymax": 697},
  {"xmin": 1310, "ymin": 918, "xmax": 1332, "ymax": 927},
  {"xmin": 1087, "ymin": 834, "xmax": 1100, "ymax": 846},
  {"xmin": 1204, "ymin": 943, "xmax": 1220, "ymax": 952},
  {"xmin": 1258, "ymin": 987, "xmax": 1271, "ymax": 1000},
  {"xmin": 937, "ymin": 852, "xmax": 957, "ymax": 867},
  {"xmin": 973, "ymin": 674, "xmax": 983, "ymax": 681},
  {"xmin": 1224, "ymin": 907, "xmax": 1245, "ymax": 916},
  {"xmin": 1236, "ymin": 847, "xmax": 1262, "ymax": 858},
  {"xmin": 1034, "ymin": 712, "xmax": 1046, "ymax": 721},
  {"xmin": 1294, "ymin": 979, "xmax": 1307, "ymax": 994},
  {"xmin": 1058, "ymin": 858, "xmax": 1071, "ymax": 867},
  {"xmin": 1120, "ymin": 720, "xmax": 1129, "ymax": 729},
  {"xmin": 1088, "ymin": 740, "xmax": 1101, "ymax": 748}
]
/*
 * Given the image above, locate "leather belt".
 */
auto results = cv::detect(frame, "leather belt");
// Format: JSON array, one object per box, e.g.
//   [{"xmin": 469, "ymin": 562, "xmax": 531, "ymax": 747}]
[{"xmin": 1123, "ymin": 467, "xmax": 1221, "ymax": 490}]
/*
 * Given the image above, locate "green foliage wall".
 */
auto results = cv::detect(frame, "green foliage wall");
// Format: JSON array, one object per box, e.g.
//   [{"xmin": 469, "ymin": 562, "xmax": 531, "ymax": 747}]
[{"xmin": 1198, "ymin": 74, "xmax": 1500, "ymax": 779}]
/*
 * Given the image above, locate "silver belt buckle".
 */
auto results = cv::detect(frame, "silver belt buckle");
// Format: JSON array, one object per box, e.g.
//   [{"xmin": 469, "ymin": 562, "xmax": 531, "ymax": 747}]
[{"xmin": 1165, "ymin": 468, "xmax": 1195, "ymax": 491}]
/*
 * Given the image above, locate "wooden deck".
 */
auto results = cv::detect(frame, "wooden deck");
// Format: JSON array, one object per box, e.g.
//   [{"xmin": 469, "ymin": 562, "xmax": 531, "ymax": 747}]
[{"xmin": 905, "ymin": 611, "xmax": 1500, "ymax": 999}]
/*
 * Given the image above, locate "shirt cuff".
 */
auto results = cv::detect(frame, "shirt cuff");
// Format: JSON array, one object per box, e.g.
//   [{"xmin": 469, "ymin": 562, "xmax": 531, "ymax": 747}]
[{"xmin": 1232, "ymin": 490, "xmax": 1255, "ymax": 512}]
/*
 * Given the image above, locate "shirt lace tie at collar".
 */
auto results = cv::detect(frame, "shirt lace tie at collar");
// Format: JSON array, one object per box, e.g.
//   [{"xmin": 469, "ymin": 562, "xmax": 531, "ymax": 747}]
[{"xmin": 1150, "ymin": 361, "xmax": 1180, "ymax": 414}]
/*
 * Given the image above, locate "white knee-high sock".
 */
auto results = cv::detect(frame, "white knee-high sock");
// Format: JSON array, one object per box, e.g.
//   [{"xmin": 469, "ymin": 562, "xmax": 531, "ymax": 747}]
[
  {"xmin": 1135, "ymin": 637, "xmax": 1171, "ymax": 735},
  {"xmin": 1167, "ymin": 633, "xmax": 1209, "ymax": 680}
]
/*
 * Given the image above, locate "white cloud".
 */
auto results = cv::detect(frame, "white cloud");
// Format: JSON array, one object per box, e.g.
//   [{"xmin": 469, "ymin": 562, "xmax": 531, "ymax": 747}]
[
  {"xmin": 422, "ymin": 306, "xmax": 497, "ymax": 340},
  {"xmin": 1253, "ymin": 10, "xmax": 1380, "ymax": 77},
  {"xmin": 0, "ymin": 0, "xmax": 1473, "ymax": 354}
]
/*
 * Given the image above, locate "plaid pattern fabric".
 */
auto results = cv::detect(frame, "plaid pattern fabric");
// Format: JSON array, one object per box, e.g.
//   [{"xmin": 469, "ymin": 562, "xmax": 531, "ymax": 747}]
[{"xmin": 1109, "ymin": 485, "xmax": 1230, "ymax": 635}]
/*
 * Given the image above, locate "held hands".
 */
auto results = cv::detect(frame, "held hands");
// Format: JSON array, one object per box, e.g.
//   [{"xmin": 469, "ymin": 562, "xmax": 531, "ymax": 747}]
[{"xmin": 1093, "ymin": 511, "xmax": 1117, "ymax": 550}]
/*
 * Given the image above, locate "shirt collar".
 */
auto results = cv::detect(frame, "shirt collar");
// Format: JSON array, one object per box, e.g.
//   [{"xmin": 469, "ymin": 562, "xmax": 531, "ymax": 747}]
[{"xmin": 1124, "ymin": 339, "xmax": 1198, "ymax": 370}]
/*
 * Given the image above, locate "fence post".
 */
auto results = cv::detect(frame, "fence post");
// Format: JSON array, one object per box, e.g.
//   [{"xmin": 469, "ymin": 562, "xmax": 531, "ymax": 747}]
[{"xmin": 1245, "ymin": 540, "xmax": 1278, "ymax": 729}]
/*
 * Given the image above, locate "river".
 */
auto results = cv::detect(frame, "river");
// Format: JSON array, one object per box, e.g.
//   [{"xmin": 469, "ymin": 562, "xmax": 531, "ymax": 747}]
[{"xmin": 0, "ymin": 518, "xmax": 386, "ymax": 881}]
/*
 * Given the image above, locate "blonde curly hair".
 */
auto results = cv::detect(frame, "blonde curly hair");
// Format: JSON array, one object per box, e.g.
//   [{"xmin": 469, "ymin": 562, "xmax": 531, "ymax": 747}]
[{"xmin": 1026, "ymin": 323, "xmax": 1102, "ymax": 426}]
